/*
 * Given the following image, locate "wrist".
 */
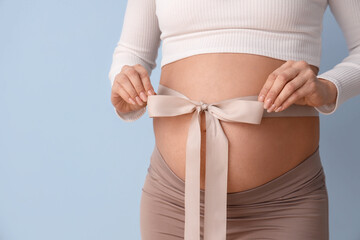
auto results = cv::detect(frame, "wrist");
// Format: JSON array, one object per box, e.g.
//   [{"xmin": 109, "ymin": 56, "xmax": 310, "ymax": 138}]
[{"xmin": 318, "ymin": 78, "xmax": 337, "ymax": 105}]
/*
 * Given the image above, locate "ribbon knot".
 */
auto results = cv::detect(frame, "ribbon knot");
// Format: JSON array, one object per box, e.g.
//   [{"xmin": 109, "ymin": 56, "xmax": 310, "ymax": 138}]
[{"xmin": 197, "ymin": 100, "xmax": 209, "ymax": 112}]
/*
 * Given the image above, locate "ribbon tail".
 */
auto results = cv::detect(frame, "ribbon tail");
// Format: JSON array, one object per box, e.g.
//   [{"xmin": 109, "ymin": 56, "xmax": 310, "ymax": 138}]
[
  {"xmin": 184, "ymin": 110, "xmax": 202, "ymax": 240},
  {"xmin": 204, "ymin": 112, "xmax": 228, "ymax": 240}
]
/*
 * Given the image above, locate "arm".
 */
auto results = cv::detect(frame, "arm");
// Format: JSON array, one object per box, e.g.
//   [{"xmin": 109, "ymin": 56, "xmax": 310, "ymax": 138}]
[
  {"xmin": 108, "ymin": 0, "xmax": 161, "ymax": 122},
  {"xmin": 315, "ymin": 0, "xmax": 360, "ymax": 115}
]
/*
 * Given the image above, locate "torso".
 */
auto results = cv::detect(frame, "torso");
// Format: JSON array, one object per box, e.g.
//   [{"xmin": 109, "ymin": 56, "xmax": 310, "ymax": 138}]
[{"xmin": 153, "ymin": 53, "xmax": 320, "ymax": 193}]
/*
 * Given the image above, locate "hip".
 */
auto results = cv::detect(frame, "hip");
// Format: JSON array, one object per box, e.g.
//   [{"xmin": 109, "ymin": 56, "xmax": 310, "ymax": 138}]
[{"xmin": 141, "ymin": 142, "xmax": 328, "ymax": 239}]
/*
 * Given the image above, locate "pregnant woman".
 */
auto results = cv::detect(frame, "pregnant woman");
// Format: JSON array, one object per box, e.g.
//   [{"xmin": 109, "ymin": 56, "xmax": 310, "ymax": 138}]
[{"xmin": 109, "ymin": 0, "xmax": 360, "ymax": 239}]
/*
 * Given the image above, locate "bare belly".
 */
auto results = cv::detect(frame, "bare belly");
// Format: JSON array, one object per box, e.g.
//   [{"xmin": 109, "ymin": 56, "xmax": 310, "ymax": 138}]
[{"xmin": 153, "ymin": 52, "xmax": 320, "ymax": 193}]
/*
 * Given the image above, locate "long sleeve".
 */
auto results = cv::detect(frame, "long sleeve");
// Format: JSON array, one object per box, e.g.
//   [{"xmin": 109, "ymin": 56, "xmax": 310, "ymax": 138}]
[
  {"xmin": 315, "ymin": 0, "xmax": 360, "ymax": 115},
  {"xmin": 108, "ymin": 0, "xmax": 161, "ymax": 122}
]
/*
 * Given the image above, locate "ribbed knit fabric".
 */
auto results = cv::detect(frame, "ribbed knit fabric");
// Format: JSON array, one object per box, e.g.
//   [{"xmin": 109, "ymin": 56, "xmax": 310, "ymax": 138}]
[{"xmin": 109, "ymin": 0, "xmax": 360, "ymax": 121}]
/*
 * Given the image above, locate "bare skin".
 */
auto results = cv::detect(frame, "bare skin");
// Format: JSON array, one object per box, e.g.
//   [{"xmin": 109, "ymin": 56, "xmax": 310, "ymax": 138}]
[{"xmin": 153, "ymin": 53, "xmax": 321, "ymax": 193}]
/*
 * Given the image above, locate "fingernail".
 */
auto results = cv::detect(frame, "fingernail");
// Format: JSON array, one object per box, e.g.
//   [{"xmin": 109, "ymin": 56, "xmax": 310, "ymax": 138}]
[
  {"xmin": 135, "ymin": 96, "xmax": 143, "ymax": 105},
  {"xmin": 275, "ymin": 106, "xmax": 283, "ymax": 112},
  {"xmin": 128, "ymin": 98, "xmax": 136, "ymax": 105},
  {"xmin": 258, "ymin": 95, "xmax": 265, "ymax": 102},
  {"xmin": 267, "ymin": 104, "xmax": 276, "ymax": 113},
  {"xmin": 264, "ymin": 98, "xmax": 272, "ymax": 109},
  {"xmin": 140, "ymin": 91, "xmax": 147, "ymax": 102},
  {"xmin": 147, "ymin": 90, "xmax": 153, "ymax": 96}
]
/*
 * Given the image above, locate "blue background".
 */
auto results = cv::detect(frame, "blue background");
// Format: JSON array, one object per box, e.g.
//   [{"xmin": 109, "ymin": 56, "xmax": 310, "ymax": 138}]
[{"xmin": 1, "ymin": 0, "xmax": 359, "ymax": 239}]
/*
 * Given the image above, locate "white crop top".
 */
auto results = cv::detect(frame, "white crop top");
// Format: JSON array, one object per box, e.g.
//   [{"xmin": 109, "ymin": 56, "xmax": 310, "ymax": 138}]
[{"xmin": 108, "ymin": 0, "xmax": 360, "ymax": 121}]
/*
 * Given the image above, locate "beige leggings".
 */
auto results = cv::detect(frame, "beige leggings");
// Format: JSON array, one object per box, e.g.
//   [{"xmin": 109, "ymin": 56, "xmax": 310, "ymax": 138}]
[{"xmin": 140, "ymin": 144, "xmax": 329, "ymax": 240}]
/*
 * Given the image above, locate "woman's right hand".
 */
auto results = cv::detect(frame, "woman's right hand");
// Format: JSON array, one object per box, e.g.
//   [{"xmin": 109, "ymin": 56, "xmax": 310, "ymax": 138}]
[{"xmin": 111, "ymin": 64, "xmax": 157, "ymax": 114}]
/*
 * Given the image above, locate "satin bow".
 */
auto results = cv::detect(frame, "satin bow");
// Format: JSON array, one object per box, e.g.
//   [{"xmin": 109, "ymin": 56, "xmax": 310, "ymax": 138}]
[{"xmin": 147, "ymin": 93, "xmax": 265, "ymax": 240}]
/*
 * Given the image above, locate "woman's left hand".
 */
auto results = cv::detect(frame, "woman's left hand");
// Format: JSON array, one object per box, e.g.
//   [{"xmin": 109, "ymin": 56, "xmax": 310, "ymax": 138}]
[{"xmin": 258, "ymin": 60, "xmax": 337, "ymax": 112}]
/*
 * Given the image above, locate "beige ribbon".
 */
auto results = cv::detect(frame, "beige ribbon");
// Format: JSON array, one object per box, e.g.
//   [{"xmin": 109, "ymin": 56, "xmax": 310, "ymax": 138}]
[{"xmin": 147, "ymin": 92, "xmax": 265, "ymax": 240}]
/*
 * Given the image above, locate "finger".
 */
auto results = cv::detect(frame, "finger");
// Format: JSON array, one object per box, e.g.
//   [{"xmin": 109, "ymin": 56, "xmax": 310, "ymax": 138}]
[
  {"xmin": 273, "ymin": 68, "xmax": 317, "ymax": 112},
  {"xmin": 258, "ymin": 60, "xmax": 295, "ymax": 102},
  {"xmin": 269, "ymin": 73, "xmax": 307, "ymax": 112},
  {"xmin": 276, "ymin": 82, "xmax": 312, "ymax": 112},
  {"xmin": 263, "ymin": 66, "xmax": 300, "ymax": 110},
  {"xmin": 111, "ymin": 73, "xmax": 136, "ymax": 105},
  {"xmin": 118, "ymin": 85, "xmax": 137, "ymax": 106},
  {"xmin": 123, "ymin": 65, "xmax": 147, "ymax": 105},
  {"xmin": 133, "ymin": 64, "xmax": 156, "ymax": 96},
  {"xmin": 119, "ymin": 71, "xmax": 145, "ymax": 107}
]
